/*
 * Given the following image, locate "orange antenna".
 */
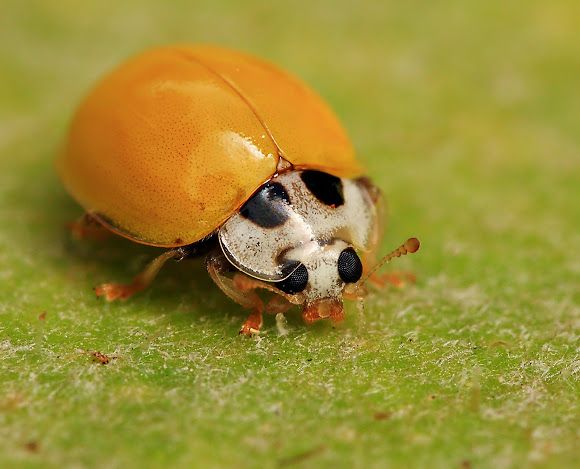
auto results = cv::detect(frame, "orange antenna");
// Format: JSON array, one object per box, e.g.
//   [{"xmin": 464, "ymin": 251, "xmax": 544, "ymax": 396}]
[{"xmin": 362, "ymin": 237, "xmax": 420, "ymax": 285}]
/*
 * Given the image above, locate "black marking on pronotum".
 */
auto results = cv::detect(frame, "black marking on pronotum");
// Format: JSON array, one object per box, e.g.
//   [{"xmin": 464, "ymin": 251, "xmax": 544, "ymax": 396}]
[
  {"xmin": 240, "ymin": 182, "xmax": 291, "ymax": 228},
  {"xmin": 337, "ymin": 247, "xmax": 363, "ymax": 283},
  {"xmin": 300, "ymin": 170, "xmax": 344, "ymax": 207},
  {"xmin": 275, "ymin": 262, "xmax": 308, "ymax": 294}
]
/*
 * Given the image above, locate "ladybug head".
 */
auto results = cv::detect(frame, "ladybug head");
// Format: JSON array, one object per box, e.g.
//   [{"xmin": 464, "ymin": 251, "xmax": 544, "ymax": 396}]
[
  {"xmin": 274, "ymin": 239, "xmax": 363, "ymax": 323},
  {"xmin": 217, "ymin": 169, "xmax": 382, "ymax": 324}
]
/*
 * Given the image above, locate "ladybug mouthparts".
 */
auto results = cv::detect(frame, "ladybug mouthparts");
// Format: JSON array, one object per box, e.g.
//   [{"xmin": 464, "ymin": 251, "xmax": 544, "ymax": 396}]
[{"xmin": 302, "ymin": 299, "xmax": 344, "ymax": 324}]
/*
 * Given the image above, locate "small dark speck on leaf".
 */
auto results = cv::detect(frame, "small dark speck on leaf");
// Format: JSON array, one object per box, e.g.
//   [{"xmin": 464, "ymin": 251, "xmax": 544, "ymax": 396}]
[
  {"xmin": 38, "ymin": 311, "xmax": 47, "ymax": 320},
  {"xmin": 91, "ymin": 351, "xmax": 115, "ymax": 365},
  {"xmin": 24, "ymin": 441, "xmax": 39, "ymax": 453},
  {"xmin": 373, "ymin": 411, "xmax": 392, "ymax": 421},
  {"xmin": 428, "ymin": 394, "xmax": 437, "ymax": 400},
  {"xmin": 490, "ymin": 340, "xmax": 510, "ymax": 348},
  {"xmin": 306, "ymin": 358, "xmax": 312, "ymax": 362},
  {"xmin": 460, "ymin": 460, "xmax": 472, "ymax": 469},
  {"xmin": 278, "ymin": 444, "xmax": 326, "ymax": 467}
]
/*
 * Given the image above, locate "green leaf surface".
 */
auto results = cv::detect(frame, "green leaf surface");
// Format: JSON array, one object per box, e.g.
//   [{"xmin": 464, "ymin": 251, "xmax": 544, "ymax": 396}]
[{"xmin": 1, "ymin": 1, "xmax": 578, "ymax": 468}]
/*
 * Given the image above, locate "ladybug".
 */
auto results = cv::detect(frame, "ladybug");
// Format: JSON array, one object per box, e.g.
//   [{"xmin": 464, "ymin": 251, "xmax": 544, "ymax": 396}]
[{"xmin": 58, "ymin": 45, "xmax": 420, "ymax": 335}]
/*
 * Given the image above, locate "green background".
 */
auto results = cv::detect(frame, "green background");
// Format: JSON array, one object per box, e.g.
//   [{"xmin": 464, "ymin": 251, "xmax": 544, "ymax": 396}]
[{"xmin": 1, "ymin": 1, "xmax": 578, "ymax": 467}]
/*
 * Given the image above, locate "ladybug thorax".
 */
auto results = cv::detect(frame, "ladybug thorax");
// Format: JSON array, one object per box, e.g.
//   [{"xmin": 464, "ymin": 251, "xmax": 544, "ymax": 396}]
[{"xmin": 218, "ymin": 169, "xmax": 378, "ymax": 300}]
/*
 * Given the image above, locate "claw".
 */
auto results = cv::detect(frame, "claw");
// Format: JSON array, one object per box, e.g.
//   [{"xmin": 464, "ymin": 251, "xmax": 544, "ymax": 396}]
[
  {"xmin": 238, "ymin": 309, "xmax": 263, "ymax": 336},
  {"xmin": 94, "ymin": 283, "xmax": 137, "ymax": 301},
  {"xmin": 239, "ymin": 325, "xmax": 261, "ymax": 336},
  {"xmin": 370, "ymin": 272, "xmax": 416, "ymax": 289}
]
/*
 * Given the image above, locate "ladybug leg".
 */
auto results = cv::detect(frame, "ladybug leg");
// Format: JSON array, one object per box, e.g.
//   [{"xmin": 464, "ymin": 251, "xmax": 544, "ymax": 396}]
[
  {"xmin": 231, "ymin": 274, "xmax": 300, "ymax": 304},
  {"xmin": 232, "ymin": 274, "xmax": 298, "ymax": 334},
  {"xmin": 343, "ymin": 283, "xmax": 368, "ymax": 301},
  {"xmin": 265, "ymin": 295, "xmax": 293, "ymax": 315},
  {"xmin": 206, "ymin": 255, "xmax": 299, "ymax": 335},
  {"xmin": 68, "ymin": 213, "xmax": 110, "ymax": 241},
  {"xmin": 369, "ymin": 271, "xmax": 416, "ymax": 289},
  {"xmin": 231, "ymin": 274, "xmax": 299, "ymax": 314},
  {"xmin": 232, "ymin": 274, "xmax": 297, "ymax": 314},
  {"xmin": 239, "ymin": 310, "xmax": 264, "ymax": 336},
  {"xmin": 206, "ymin": 255, "xmax": 264, "ymax": 336},
  {"xmin": 95, "ymin": 249, "xmax": 180, "ymax": 301}
]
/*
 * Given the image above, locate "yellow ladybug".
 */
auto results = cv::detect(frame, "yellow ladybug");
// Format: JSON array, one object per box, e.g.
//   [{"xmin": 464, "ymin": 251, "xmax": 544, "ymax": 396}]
[{"xmin": 58, "ymin": 45, "xmax": 419, "ymax": 335}]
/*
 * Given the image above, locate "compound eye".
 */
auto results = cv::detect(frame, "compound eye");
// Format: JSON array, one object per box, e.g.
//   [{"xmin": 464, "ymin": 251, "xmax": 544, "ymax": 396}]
[
  {"xmin": 275, "ymin": 263, "xmax": 309, "ymax": 294},
  {"xmin": 338, "ymin": 248, "xmax": 363, "ymax": 283}
]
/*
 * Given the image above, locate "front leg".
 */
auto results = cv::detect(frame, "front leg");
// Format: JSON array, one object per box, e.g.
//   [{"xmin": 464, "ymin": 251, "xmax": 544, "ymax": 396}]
[
  {"xmin": 206, "ymin": 254, "xmax": 265, "ymax": 335},
  {"xmin": 206, "ymin": 254, "xmax": 298, "ymax": 335},
  {"xmin": 369, "ymin": 271, "xmax": 416, "ymax": 289}
]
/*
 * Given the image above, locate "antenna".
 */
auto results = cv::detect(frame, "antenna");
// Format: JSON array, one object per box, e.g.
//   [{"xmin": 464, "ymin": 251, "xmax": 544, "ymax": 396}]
[{"xmin": 362, "ymin": 237, "xmax": 420, "ymax": 284}]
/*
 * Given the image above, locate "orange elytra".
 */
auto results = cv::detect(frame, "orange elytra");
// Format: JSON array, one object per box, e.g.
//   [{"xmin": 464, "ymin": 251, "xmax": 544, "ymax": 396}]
[{"xmin": 58, "ymin": 44, "xmax": 362, "ymax": 247}]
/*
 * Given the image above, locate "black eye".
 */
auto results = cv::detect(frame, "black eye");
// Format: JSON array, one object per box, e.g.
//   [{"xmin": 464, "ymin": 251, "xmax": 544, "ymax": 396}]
[
  {"xmin": 338, "ymin": 248, "xmax": 363, "ymax": 283},
  {"xmin": 275, "ymin": 263, "xmax": 308, "ymax": 294}
]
